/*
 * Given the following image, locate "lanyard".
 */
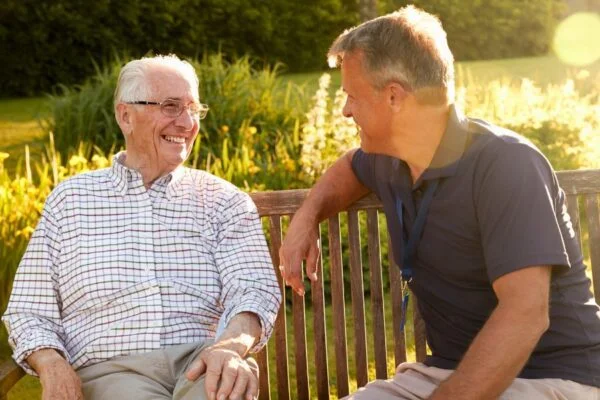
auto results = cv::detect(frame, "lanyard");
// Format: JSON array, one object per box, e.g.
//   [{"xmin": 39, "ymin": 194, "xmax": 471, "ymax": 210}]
[{"xmin": 395, "ymin": 178, "xmax": 440, "ymax": 331}]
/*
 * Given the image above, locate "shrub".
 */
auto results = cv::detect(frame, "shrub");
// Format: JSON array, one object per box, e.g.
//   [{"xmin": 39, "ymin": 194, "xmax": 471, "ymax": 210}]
[
  {"xmin": 382, "ymin": 0, "xmax": 566, "ymax": 61},
  {"xmin": 0, "ymin": 0, "xmax": 358, "ymax": 96},
  {"xmin": 456, "ymin": 77, "xmax": 600, "ymax": 170}
]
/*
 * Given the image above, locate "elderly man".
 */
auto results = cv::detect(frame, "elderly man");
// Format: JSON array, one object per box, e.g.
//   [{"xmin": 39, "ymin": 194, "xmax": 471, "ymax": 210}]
[
  {"xmin": 279, "ymin": 6, "xmax": 600, "ymax": 400},
  {"xmin": 3, "ymin": 55, "xmax": 281, "ymax": 400}
]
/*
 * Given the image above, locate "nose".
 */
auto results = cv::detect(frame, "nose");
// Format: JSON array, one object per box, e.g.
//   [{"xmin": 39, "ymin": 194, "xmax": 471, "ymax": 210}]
[
  {"xmin": 174, "ymin": 108, "xmax": 196, "ymax": 131},
  {"xmin": 342, "ymin": 97, "xmax": 352, "ymax": 118}
]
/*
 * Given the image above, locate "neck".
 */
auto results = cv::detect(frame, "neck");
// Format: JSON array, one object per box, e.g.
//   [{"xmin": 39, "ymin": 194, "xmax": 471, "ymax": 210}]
[
  {"xmin": 121, "ymin": 152, "xmax": 172, "ymax": 189},
  {"xmin": 390, "ymin": 103, "xmax": 450, "ymax": 183}
]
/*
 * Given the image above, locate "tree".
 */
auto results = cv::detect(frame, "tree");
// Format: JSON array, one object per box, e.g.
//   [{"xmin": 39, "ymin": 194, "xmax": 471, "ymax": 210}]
[{"xmin": 359, "ymin": 0, "xmax": 378, "ymax": 21}]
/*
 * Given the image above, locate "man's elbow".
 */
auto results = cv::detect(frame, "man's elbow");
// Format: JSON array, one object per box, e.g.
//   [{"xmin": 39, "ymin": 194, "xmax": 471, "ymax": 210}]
[{"xmin": 526, "ymin": 300, "xmax": 550, "ymax": 338}]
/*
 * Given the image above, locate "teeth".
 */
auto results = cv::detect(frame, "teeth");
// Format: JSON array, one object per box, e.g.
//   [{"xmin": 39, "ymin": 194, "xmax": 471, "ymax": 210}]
[{"xmin": 164, "ymin": 136, "xmax": 185, "ymax": 143}]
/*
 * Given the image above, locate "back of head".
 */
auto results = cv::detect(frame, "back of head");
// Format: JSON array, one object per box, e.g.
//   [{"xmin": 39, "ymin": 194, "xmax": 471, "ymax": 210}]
[
  {"xmin": 114, "ymin": 54, "xmax": 199, "ymax": 112},
  {"xmin": 328, "ymin": 5, "xmax": 454, "ymax": 105}
]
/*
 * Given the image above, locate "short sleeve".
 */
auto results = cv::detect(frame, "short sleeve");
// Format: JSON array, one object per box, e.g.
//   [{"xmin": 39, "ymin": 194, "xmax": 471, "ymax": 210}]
[
  {"xmin": 351, "ymin": 149, "xmax": 378, "ymax": 192},
  {"xmin": 474, "ymin": 142, "xmax": 570, "ymax": 282}
]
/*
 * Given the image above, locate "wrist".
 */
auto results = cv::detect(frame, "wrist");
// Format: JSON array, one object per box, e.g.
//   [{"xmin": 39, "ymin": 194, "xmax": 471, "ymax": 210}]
[
  {"xmin": 293, "ymin": 206, "xmax": 320, "ymax": 226},
  {"xmin": 213, "ymin": 337, "xmax": 252, "ymax": 358},
  {"xmin": 28, "ymin": 348, "xmax": 67, "ymax": 375}
]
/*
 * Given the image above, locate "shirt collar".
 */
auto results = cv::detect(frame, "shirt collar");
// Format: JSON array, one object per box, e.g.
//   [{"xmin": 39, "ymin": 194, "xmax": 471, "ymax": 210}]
[
  {"xmin": 420, "ymin": 104, "xmax": 470, "ymax": 182},
  {"xmin": 108, "ymin": 151, "xmax": 186, "ymax": 197}
]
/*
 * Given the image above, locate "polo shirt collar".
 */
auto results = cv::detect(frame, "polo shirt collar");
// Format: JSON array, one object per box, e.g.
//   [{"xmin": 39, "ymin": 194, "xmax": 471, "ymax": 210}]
[
  {"xmin": 108, "ymin": 151, "xmax": 186, "ymax": 197},
  {"xmin": 420, "ymin": 105, "xmax": 470, "ymax": 182}
]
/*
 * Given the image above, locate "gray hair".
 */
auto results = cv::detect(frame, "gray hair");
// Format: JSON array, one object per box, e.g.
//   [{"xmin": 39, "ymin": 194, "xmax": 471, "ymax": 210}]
[
  {"xmin": 114, "ymin": 54, "xmax": 199, "ymax": 111},
  {"xmin": 328, "ymin": 5, "xmax": 455, "ymax": 104}
]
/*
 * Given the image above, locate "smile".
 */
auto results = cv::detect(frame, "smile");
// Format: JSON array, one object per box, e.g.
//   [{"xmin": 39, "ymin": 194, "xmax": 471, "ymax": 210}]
[{"xmin": 163, "ymin": 135, "xmax": 186, "ymax": 144}]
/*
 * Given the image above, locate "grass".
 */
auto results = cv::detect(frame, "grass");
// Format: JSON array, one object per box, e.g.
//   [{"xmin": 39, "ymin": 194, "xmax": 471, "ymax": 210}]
[{"xmin": 0, "ymin": 97, "xmax": 50, "ymax": 173}]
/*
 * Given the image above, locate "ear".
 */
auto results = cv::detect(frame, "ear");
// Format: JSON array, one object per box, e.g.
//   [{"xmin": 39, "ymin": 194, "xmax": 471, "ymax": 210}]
[
  {"xmin": 388, "ymin": 82, "xmax": 409, "ymax": 112},
  {"xmin": 116, "ymin": 103, "xmax": 134, "ymax": 137}
]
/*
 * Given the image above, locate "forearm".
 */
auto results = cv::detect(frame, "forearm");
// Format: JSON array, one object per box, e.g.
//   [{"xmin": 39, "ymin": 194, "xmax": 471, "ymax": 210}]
[
  {"xmin": 298, "ymin": 149, "xmax": 369, "ymax": 223},
  {"xmin": 213, "ymin": 312, "xmax": 262, "ymax": 357},
  {"xmin": 27, "ymin": 348, "xmax": 69, "ymax": 376},
  {"xmin": 429, "ymin": 303, "xmax": 548, "ymax": 399}
]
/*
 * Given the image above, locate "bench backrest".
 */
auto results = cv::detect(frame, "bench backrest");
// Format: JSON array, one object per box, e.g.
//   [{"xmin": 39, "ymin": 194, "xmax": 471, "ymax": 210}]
[
  {"xmin": 1, "ymin": 169, "xmax": 599, "ymax": 400},
  {"xmin": 249, "ymin": 168, "xmax": 600, "ymax": 400}
]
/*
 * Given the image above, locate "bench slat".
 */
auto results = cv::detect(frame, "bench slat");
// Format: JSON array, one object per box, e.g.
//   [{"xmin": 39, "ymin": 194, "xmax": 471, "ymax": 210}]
[
  {"xmin": 328, "ymin": 215, "xmax": 350, "ymax": 397},
  {"xmin": 256, "ymin": 348, "xmax": 270, "ymax": 400},
  {"xmin": 388, "ymin": 242, "xmax": 408, "ymax": 366},
  {"xmin": 268, "ymin": 216, "xmax": 290, "ymax": 400},
  {"xmin": 557, "ymin": 169, "xmax": 600, "ymax": 195},
  {"xmin": 292, "ymin": 288, "xmax": 310, "ymax": 399},
  {"xmin": 348, "ymin": 210, "xmax": 369, "ymax": 388},
  {"xmin": 311, "ymin": 226, "xmax": 330, "ymax": 399},
  {"xmin": 250, "ymin": 191, "xmax": 383, "ymax": 216},
  {"xmin": 367, "ymin": 209, "xmax": 388, "ymax": 379},
  {"xmin": 584, "ymin": 194, "xmax": 600, "ymax": 301},
  {"xmin": 567, "ymin": 194, "xmax": 583, "ymax": 251},
  {"xmin": 0, "ymin": 359, "xmax": 25, "ymax": 400}
]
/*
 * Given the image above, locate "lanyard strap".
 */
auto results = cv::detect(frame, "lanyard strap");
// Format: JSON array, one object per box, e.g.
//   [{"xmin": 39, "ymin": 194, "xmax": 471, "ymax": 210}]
[
  {"xmin": 398, "ymin": 178, "xmax": 440, "ymax": 282},
  {"xmin": 396, "ymin": 178, "xmax": 439, "ymax": 331}
]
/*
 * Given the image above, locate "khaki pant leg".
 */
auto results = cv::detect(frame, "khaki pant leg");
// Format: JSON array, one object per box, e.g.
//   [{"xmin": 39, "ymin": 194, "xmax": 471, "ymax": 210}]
[
  {"xmin": 78, "ymin": 342, "xmax": 208, "ymax": 400},
  {"xmin": 501, "ymin": 377, "xmax": 600, "ymax": 400},
  {"xmin": 78, "ymin": 349, "xmax": 174, "ymax": 400},
  {"xmin": 341, "ymin": 362, "xmax": 452, "ymax": 400},
  {"xmin": 172, "ymin": 342, "xmax": 213, "ymax": 400},
  {"xmin": 342, "ymin": 361, "xmax": 600, "ymax": 400}
]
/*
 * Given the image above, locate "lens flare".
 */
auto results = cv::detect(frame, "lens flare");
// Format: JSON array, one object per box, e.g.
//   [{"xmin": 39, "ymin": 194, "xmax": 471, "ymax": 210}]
[{"xmin": 553, "ymin": 12, "xmax": 600, "ymax": 67}]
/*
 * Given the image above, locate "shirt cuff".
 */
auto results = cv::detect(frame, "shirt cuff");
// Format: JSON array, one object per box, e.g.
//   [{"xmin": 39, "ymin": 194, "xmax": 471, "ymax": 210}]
[
  {"xmin": 11, "ymin": 333, "xmax": 70, "ymax": 376},
  {"xmin": 220, "ymin": 299, "xmax": 279, "ymax": 353}
]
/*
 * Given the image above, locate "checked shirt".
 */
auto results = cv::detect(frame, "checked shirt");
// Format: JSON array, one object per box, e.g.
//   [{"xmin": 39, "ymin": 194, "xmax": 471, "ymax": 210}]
[{"xmin": 3, "ymin": 153, "xmax": 281, "ymax": 374}]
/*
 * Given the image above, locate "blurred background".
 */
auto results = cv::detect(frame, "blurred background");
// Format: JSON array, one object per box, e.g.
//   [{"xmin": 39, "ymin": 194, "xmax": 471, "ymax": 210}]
[{"xmin": 0, "ymin": 1, "xmax": 599, "ymax": 398}]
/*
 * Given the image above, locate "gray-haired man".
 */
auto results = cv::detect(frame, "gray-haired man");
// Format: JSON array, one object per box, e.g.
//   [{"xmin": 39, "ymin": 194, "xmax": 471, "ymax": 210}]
[
  {"xmin": 3, "ymin": 55, "xmax": 281, "ymax": 400},
  {"xmin": 280, "ymin": 6, "xmax": 600, "ymax": 400}
]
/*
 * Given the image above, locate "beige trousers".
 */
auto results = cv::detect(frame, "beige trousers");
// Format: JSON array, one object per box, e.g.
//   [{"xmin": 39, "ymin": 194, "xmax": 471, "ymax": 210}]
[
  {"xmin": 343, "ymin": 362, "xmax": 600, "ymax": 400},
  {"xmin": 77, "ymin": 342, "xmax": 212, "ymax": 400}
]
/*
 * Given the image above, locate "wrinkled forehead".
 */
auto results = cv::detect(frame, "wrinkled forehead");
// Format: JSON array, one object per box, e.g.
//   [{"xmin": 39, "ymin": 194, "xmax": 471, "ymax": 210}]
[{"xmin": 146, "ymin": 65, "xmax": 200, "ymax": 102}]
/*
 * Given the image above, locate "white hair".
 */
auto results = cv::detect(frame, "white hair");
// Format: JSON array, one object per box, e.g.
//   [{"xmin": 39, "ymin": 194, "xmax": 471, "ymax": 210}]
[{"xmin": 113, "ymin": 54, "xmax": 199, "ymax": 111}]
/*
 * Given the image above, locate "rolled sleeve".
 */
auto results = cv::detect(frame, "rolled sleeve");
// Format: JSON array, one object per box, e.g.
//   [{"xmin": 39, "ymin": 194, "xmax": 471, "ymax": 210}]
[
  {"xmin": 2, "ymin": 206, "xmax": 69, "ymax": 375},
  {"xmin": 214, "ymin": 193, "xmax": 281, "ymax": 352}
]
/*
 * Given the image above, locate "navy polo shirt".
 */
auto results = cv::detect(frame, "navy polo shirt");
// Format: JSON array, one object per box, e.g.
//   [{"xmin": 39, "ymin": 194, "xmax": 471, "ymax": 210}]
[{"xmin": 351, "ymin": 106, "xmax": 600, "ymax": 387}]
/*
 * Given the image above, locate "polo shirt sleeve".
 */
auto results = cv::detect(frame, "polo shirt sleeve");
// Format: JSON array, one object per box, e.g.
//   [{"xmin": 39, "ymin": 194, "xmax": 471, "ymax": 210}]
[
  {"xmin": 351, "ymin": 149, "xmax": 378, "ymax": 192},
  {"xmin": 473, "ymin": 141, "xmax": 570, "ymax": 282}
]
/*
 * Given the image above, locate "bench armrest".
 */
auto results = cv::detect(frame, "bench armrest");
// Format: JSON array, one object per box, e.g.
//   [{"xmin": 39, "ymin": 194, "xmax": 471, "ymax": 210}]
[{"xmin": 0, "ymin": 359, "xmax": 25, "ymax": 399}]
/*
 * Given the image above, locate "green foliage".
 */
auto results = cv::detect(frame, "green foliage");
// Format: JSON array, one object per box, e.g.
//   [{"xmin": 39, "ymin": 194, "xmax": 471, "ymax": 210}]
[
  {"xmin": 382, "ymin": 0, "xmax": 566, "ymax": 61},
  {"xmin": 0, "ymin": 0, "xmax": 358, "ymax": 96},
  {"xmin": 456, "ymin": 77, "xmax": 600, "ymax": 170},
  {"xmin": 48, "ymin": 63, "xmax": 122, "ymax": 156}
]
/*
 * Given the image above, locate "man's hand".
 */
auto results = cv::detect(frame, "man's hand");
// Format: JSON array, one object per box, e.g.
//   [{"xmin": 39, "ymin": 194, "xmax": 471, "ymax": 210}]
[
  {"xmin": 185, "ymin": 312, "xmax": 261, "ymax": 400},
  {"xmin": 278, "ymin": 149, "xmax": 368, "ymax": 296},
  {"xmin": 185, "ymin": 343, "xmax": 259, "ymax": 400},
  {"xmin": 28, "ymin": 349, "xmax": 83, "ymax": 400},
  {"xmin": 279, "ymin": 211, "xmax": 321, "ymax": 296}
]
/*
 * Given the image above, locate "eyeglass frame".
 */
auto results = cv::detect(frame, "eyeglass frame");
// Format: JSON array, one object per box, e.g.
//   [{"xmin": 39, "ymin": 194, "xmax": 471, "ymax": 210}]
[{"xmin": 126, "ymin": 99, "xmax": 209, "ymax": 119}]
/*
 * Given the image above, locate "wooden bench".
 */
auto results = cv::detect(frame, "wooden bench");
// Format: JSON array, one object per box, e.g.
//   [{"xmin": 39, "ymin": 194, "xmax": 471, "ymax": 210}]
[{"xmin": 1, "ymin": 168, "xmax": 599, "ymax": 400}]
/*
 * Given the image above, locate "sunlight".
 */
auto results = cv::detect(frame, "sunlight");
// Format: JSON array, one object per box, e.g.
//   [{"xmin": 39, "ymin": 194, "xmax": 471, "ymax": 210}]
[{"xmin": 553, "ymin": 12, "xmax": 600, "ymax": 67}]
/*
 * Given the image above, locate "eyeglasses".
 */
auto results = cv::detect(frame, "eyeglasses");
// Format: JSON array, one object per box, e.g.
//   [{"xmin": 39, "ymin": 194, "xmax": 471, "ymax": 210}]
[{"xmin": 126, "ymin": 99, "xmax": 209, "ymax": 119}]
